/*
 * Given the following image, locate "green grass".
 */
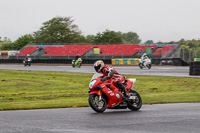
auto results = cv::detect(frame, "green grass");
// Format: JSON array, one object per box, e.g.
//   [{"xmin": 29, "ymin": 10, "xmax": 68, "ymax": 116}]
[{"xmin": 0, "ymin": 69, "xmax": 200, "ymax": 110}]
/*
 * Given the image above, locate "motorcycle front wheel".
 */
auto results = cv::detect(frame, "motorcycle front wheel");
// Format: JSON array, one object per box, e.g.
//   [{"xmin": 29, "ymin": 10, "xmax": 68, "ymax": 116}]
[
  {"xmin": 139, "ymin": 63, "xmax": 143, "ymax": 69},
  {"xmin": 72, "ymin": 61, "xmax": 75, "ymax": 68},
  {"xmin": 88, "ymin": 94, "xmax": 107, "ymax": 113},
  {"xmin": 78, "ymin": 63, "xmax": 81, "ymax": 68},
  {"xmin": 127, "ymin": 89, "xmax": 142, "ymax": 111}
]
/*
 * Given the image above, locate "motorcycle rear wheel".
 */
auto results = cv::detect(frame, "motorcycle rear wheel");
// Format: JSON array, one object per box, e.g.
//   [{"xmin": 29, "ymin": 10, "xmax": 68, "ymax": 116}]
[
  {"xmin": 147, "ymin": 64, "xmax": 151, "ymax": 69},
  {"xmin": 127, "ymin": 90, "xmax": 142, "ymax": 111},
  {"xmin": 88, "ymin": 94, "xmax": 107, "ymax": 113}
]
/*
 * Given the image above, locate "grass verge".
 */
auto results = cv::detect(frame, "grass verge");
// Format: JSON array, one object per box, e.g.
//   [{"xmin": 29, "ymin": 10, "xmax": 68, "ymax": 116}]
[{"xmin": 0, "ymin": 69, "xmax": 200, "ymax": 110}]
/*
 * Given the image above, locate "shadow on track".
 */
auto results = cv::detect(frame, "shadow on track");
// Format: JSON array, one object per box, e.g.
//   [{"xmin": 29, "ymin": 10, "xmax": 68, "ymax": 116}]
[{"xmin": 89, "ymin": 110, "xmax": 143, "ymax": 115}]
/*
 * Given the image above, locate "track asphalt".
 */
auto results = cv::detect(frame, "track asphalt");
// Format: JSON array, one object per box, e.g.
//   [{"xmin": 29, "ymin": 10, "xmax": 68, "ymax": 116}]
[
  {"xmin": 0, "ymin": 103, "xmax": 200, "ymax": 133},
  {"xmin": 0, "ymin": 64, "xmax": 198, "ymax": 78}
]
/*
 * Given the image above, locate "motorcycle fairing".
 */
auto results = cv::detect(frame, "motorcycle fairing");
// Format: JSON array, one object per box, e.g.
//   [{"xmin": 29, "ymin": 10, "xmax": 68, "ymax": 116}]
[
  {"xmin": 75, "ymin": 58, "xmax": 82, "ymax": 66},
  {"xmin": 89, "ymin": 91, "xmax": 102, "ymax": 95},
  {"xmin": 100, "ymin": 84, "xmax": 123, "ymax": 108},
  {"xmin": 125, "ymin": 79, "xmax": 136, "ymax": 90}
]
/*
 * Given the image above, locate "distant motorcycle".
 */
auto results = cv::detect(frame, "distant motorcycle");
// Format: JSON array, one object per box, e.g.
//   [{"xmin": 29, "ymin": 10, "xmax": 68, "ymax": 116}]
[
  {"xmin": 88, "ymin": 73, "xmax": 142, "ymax": 113},
  {"xmin": 72, "ymin": 58, "xmax": 82, "ymax": 68},
  {"xmin": 138, "ymin": 59, "xmax": 151, "ymax": 69},
  {"xmin": 23, "ymin": 58, "xmax": 32, "ymax": 67}
]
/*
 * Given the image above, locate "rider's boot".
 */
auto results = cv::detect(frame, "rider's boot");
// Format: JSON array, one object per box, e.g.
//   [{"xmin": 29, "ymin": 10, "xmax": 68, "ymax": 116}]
[
  {"xmin": 119, "ymin": 85, "xmax": 127, "ymax": 101},
  {"xmin": 116, "ymin": 81, "xmax": 128, "ymax": 101},
  {"xmin": 120, "ymin": 87, "xmax": 126, "ymax": 100}
]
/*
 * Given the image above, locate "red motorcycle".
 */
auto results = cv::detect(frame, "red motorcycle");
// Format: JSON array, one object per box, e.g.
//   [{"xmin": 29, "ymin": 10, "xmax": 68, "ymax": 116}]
[{"xmin": 88, "ymin": 73, "xmax": 142, "ymax": 113}]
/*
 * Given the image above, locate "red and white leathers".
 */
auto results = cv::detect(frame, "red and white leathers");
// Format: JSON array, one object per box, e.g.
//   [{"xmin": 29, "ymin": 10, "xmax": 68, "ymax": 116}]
[{"xmin": 100, "ymin": 65, "xmax": 126, "ymax": 90}]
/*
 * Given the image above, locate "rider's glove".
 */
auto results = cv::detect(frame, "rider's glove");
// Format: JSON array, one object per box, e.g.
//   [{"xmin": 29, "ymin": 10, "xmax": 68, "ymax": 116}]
[{"xmin": 101, "ymin": 76, "xmax": 110, "ymax": 82}]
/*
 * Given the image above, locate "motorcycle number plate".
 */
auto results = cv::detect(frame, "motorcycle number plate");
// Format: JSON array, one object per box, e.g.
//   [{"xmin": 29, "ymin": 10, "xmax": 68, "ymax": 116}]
[
  {"xmin": 89, "ymin": 80, "xmax": 97, "ymax": 89},
  {"xmin": 129, "ymin": 96, "xmax": 136, "ymax": 100}
]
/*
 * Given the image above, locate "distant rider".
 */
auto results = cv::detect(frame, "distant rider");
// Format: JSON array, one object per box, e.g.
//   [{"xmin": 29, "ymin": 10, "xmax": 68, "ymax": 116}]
[
  {"xmin": 73, "ymin": 54, "xmax": 80, "ymax": 63},
  {"xmin": 24, "ymin": 56, "xmax": 28, "ymax": 62},
  {"xmin": 75, "ymin": 54, "xmax": 81, "ymax": 61},
  {"xmin": 141, "ymin": 53, "xmax": 148, "ymax": 65},
  {"xmin": 94, "ymin": 60, "xmax": 127, "ymax": 99},
  {"xmin": 24, "ymin": 55, "xmax": 31, "ymax": 62}
]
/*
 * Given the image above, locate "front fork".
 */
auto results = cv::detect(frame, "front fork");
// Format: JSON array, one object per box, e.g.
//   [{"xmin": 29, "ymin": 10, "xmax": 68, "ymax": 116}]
[
  {"xmin": 96, "ymin": 90, "xmax": 102, "ymax": 101},
  {"xmin": 95, "ymin": 91, "xmax": 103, "ymax": 106}
]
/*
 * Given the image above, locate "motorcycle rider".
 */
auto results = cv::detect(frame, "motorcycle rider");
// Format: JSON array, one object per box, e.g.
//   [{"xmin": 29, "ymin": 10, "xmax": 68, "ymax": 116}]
[
  {"xmin": 24, "ymin": 54, "xmax": 31, "ymax": 62},
  {"xmin": 75, "ymin": 54, "xmax": 80, "ymax": 61},
  {"xmin": 94, "ymin": 60, "xmax": 127, "ymax": 100},
  {"xmin": 73, "ymin": 54, "xmax": 81, "ymax": 63},
  {"xmin": 24, "ymin": 56, "xmax": 28, "ymax": 62},
  {"xmin": 141, "ymin": 53, "xmax": 148, "ymax": 65}
]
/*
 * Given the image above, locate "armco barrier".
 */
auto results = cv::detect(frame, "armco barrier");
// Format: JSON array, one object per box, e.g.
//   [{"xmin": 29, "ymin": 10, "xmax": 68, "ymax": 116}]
[
  {"xmin": 189, "ymin": 61, "xmax": 200, "ymax": 76},
  {"xmin": 151, "ymin": 58, "xmax": 188, "ymax": 66}
]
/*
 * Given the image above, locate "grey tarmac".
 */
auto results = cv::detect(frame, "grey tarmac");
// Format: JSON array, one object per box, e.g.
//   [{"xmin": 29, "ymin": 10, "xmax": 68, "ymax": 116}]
[
  {"xmin": 0, "ymin": 64, "xmax": 198, "ymax": 78},
  {"xmin": 0, "ymin": 103, "xmax": 200, "ymax": 133}
]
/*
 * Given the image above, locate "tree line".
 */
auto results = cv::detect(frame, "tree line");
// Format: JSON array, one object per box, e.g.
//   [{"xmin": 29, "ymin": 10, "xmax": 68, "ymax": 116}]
[
  {"xmin": 0, "ymin": 16, "xmax": 200, "ymax": 51},
  {"xmin": 0, "ymin": 16, "xmax": 141, "ymax": 50}
]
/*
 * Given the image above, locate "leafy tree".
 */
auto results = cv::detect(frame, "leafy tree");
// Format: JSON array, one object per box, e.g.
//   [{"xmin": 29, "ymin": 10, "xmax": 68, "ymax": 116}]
[
  {"xmin": 86, "ymin": 35, "xmax": 95, "ymax": 43},
  {"xmin": 145, "ymin": 40, "xmax": 154, "ymax": 44},
  {"xmin": 72, "ymin": 35, "xmax": 89, "ymax": 43},
  {"xmin": 121, "ymin": 32, "xmax": 141, "ymax": 44},
  {"xmin": 178, "ymin": 39, "xmax": 185, "ymax": 45},
  {"xmin": 13, "ymin": 34, "xmax": 34, "ymax": 50},
  {"xmin": 33, "ymin": 16, "xmax": 84, "ymax": 43},
  {"xmin": 0, "ymin": 35, "xmax": 33, "ymax": 50},
  {"xmin": 0, "ymin": 36, "xmax": 13, "ymax": 50},
  {"xmin": 156, "ymin": 41, "xmax": 164, "ymax": 44},
  {"xmin": 93, "ymin": 30, "xmax": 123, "ymax": 44},
  {"xmin": 0, "ymin": 42, "xmax": 14, "ymax": 50}
]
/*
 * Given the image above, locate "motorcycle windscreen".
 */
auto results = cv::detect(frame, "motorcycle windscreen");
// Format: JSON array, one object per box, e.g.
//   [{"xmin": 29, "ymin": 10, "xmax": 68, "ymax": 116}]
[
  {"xmin": 90, "ymin": 73, "xmax": 102, "ymax": 82},
  {"xmin": 127, "ymin": 78, "xmax": 136, "ymax": 89}
]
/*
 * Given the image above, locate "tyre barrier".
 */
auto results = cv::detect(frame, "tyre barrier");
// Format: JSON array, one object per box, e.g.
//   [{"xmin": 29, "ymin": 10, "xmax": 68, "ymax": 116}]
[
  {"xmin": 189, "ymin": 61, "xmax": 200, "ymax": 76},
  {"xmin": 111, "ymin": 58, "xmax": 140, "ymax": 65},
  {"xmin": 111, "ymin": 58, "xmax": 188, "ymax": 66}
]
